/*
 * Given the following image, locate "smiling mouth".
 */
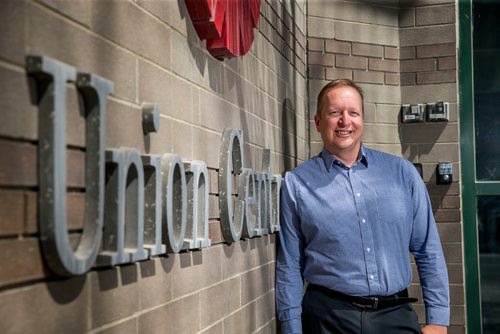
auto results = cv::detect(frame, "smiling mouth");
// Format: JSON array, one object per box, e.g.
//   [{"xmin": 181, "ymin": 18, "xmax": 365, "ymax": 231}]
[{"xmin": 335, "ymin": 130, "xmax": 353, "ymax": 136}]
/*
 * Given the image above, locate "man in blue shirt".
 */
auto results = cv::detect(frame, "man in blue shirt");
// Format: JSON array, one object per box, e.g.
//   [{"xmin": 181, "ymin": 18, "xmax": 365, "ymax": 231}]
[{"xmin": 276, "ymin": 79, "xmax": 449, "ymax": 334}]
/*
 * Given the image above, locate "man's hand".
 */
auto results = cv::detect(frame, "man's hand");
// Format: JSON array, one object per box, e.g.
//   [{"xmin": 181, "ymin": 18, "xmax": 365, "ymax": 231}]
[{"xmin": 422, "ymin": 324, "xmax": 447, "ymax": 334}]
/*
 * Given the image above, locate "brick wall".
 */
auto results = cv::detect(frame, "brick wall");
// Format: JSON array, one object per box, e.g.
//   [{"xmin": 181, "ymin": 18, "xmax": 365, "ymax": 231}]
[
  {"xmin": 307, "ymin": 0, "xmax": 402, "ymax": 157},
  {"xmin": 0, "ymin": 0, "xmax": 307, "ymax": 333},
  {"xmin": 306, "ymin": 0, "xmax": 464, "ymax": 333},
  {"xmin": 399, "ymin": 2, "xmax": 464, "ymax": 333}
]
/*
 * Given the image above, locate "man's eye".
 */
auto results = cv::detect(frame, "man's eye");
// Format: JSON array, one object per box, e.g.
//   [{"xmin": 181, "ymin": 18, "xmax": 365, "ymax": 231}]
[
  {"xmin": 349, "ymin": 111, "xmax": 360, "ymax": 117},
  {"xmin": 329, "ymin": 111, "xmax": 341, "ymax": 116}
]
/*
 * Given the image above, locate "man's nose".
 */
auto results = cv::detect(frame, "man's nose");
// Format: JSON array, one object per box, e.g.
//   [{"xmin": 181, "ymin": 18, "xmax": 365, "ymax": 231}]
[{"xmin": 338, "ymin": 111, "xmax": 349, "ymax": 125}]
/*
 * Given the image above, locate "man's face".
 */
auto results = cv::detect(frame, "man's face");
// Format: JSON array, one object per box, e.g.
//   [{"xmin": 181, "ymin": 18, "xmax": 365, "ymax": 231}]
[{"xmin": 315, "ymin": 86, "xmax": 364, "ymax": 157}]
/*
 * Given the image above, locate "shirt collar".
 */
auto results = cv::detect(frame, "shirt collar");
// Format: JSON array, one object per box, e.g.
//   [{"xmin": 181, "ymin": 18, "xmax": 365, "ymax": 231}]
[{"xmin": 320, "ymin": 145, "xmax": 368, "ymax": 171}]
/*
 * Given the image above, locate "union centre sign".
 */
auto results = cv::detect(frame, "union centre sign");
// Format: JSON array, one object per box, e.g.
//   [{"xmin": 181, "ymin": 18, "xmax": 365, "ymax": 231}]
[{"xmin": 26, "ymin": 55, "xmax": 281, "ymax": 277}]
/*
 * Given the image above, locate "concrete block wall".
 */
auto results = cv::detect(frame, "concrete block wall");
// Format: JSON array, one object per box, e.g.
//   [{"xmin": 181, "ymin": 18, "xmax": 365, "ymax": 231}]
[
  {"xmin": 399, "ymin": 2, "xmax": 464, "ymax": 333},
  {"xmin": 306, "ymin": 0, "xmax": 464, "ymax": 333},
  {"xmin": 307, "ymin": 0, "xmax": 402, "ymax": 157},
  {"xmin": 0, "ymin": 0, "xmax": 307, "ymax": 333}
]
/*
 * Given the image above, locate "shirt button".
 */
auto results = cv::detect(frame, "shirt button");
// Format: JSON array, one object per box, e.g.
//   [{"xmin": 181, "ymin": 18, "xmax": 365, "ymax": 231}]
[
  {"xmin": 366, "ymin": 247, "xmax": 371, "ymax": 252},
  {"xmin": 362, "ymin": 219, "xmax": 366, "ymax": 223},
  {"xmin": 369, "ymin": 275, "xmax": 374, "ymax": 280},
  {"xmin": 356, "ymin": 193, "xmax": 361, "ymax": 197}
]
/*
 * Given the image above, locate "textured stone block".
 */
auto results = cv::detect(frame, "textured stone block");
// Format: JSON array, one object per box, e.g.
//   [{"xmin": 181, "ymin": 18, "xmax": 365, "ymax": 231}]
[
  {"xmin": 417, "ymin": 43, "xmax": 456, "ymax": 58},
  {"xmin": 401, "ymin": 122, "xmax": 458, "ymax": 143},
  {"xmin": 139, "ymin": 60, "xmax": 193, "ymax": 123},
  {"xmin": 200, "ymin": 322, "xmax": 223, "ymax": 334},
  {"xmin": 325, "ymin": 68, "xmax": 353, "ymax": 81},
  {"xmin": 443, "ymin": 243, "xmax": 462, "ymax": 263},
  {"xmin": 172, "ymin": 120, "xmax": 193, "ymax": 161},
  {"xmin": 308, "ymin": 52, "xmax": 335, "ymax": 66},
  {"xmin": 447, "ymin": 263, "xmax": 463, "ymax": 284},
  {"xmin": 90, "ymin": 266, "xmax": 140, "ymax": 328},
  {"xmin": 400, "ymin": 72, "xmax": 416, "ymax": 86},
  {"xmin": 0, "ymin": 0, "xmax": 25, "ymax": 64},
  {"xmin": 369, "ymin": 58, "xmax": 399, "ymax": 72},
  {"xmin": 222, "ymin": 239, "xmax": 259, "ymax": 279},
  {"xmin": 307, "ymin": 17, "xmax": 334, "ymax": 39},
  {"xmin": 308, "ymin": 38, "xmax": 324, "ymax": 52},
  {"xmin": 336, "ymin": 55, "xmax": 367, "ymax": 70},
  {"xmin": 172, "ymin": 245, "xmax": 222, "ymax": 298},
  {"xmin": 325, "ymin": 40, "xmax": 351, "ymax": 55},
  {"xmin": 0, "ymin": 238, "xmax": 45, "ymax": 286},
  {"xmin": 416, "ymin": 4, "xmax": 455, "ymax": 26},
  {"xmin": 417, "ymin": 70, "xmax": 456, "ymax": 84},
  {"xmin": 362, "ymin": 123, "xmax": 400, "ymax": 144},
  {"xmin": 435, "ymin": 208, "xmax": 462, "ymax": 222},
  {"xmin": 308, "ymin": 65, "xmax": 325, "ymax": 79},
  {"xmin": 0, "ymin": 190, "xmax": 25, "ymax": 236},
  {"xmin": 138, "ymin": 258, "xmax": 174, "ymax": 310},
  {"xmin": 418, "ymin": 143, "xmax": 459, "ymax": 163},
  {"xmin": 255, "ymin": 291, "xmax": 277, "ymax": 330},
  {"xmin": 384, "ymin": 46, "xmax": 399, "ymax": 60},
  {"xmin": 91, "ymin": 1, "xmax": 173, "ymax": 68},
  {"xmin": 438, "ymin": 57, "xmax": 456, "ymax": 70},
  {"xmin": 105, "ymin": 99, "xmax": 145, "ymax": 151},
  {"xmin": 93, "ymin": 318, "xmax": 137, "ymax": 334},
  {"xmin": 401, "ymin": 58, "xmax": 436, "ymax": 72},
  {"xmin": 335, "ymin": 21, "xmax": 398, "ymax": 46},
  {"xmin": 308, "ymin": 0, "xmax": 398, "ymax": 27},
  {"xmin": 352, "ymin": 43, "xmax": 383, "ymax": 58},
  {"xmin": 139, "ymin": 294, "xmax": 200, "ymax": 334},
  {"xmin": 353, "ymin": 70, "xmax": 384, "ymax": 84},
  {"xmin": 199, "ymin": 279, "xmax": 240, "ymax": 328},
  {"xmin": 359, "ymin": 83, "xmax": 401, "ymax": 104},
  {"xmin": 400, "ymin": 25, "xmax": 456, "ymax": 47},
  {"xmin": 0, "ymin": 277, "xmax": 89, "ymax": 333},
  {"xmin": 0, "ymin": 66, "xmax": 38, "ymax": 140},
  {"xmin": 437, "ymin": 223, "xmax": 462, "ymax": 243},
  {"xmin": 27, "ymin": 2, "xmax": 137, "ymax": 100},
  {"xmin": 401, "ymin": 83, "xmax": 457, "ymax": 103},
  {"xmin": 223, "ymin": 301, "xmax": 258, "ymax": 334},
  {"xmin": 376, "ymin": 104, "xmax": 401, "ymax": 124},
  {"xmin": 399, "ymin": 8, "xmax": 415, "ymax": 28},
  {"xmin": 363, "ymin": 103, "xmax": 377, "ymax": 123},
  {"xmin": 39, "ymin": 0, "xmax": 91, "ymax": 26},
  {"xmin": 0, "ymin": 139, "xmax": 37, "ymax": 186},
  {"xmin": 385, "ymin": 73, "xmax": 400, "ymax": 86},
  {"xmin": 400, "ymin": 46, "xmax": 416, "ymax": 60},
  {"xmin": 241, "ymin": 264, "xmax": 273, "ymax": 305}
]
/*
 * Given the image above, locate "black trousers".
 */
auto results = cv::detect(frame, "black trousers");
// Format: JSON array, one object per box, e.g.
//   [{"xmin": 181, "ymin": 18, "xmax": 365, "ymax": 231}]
[{"xmin": 302, "ymin": 286, "xmax": 422, "ymax": 334}]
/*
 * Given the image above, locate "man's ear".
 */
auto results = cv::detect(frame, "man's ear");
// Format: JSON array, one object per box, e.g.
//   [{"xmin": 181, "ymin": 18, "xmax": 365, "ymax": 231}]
[{"xmin": 314, "ymin": 114, "xmax": 321, "ymax": 132}]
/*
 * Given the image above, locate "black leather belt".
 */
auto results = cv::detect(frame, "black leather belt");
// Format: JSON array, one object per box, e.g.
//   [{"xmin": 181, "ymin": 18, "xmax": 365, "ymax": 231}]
[{"xmin": 307, "ymin": 284, "xmax": 418, "ymax": 310}]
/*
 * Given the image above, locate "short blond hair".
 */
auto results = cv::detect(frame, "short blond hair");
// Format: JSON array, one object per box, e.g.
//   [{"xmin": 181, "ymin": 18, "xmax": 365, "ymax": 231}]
[{"xmin": 316, "ymin": 79, "xmax": 364, "ymax": 116}]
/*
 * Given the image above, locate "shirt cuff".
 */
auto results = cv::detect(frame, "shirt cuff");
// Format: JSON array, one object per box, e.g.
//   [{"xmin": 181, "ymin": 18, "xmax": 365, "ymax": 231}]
[
  {"xmin": 280, "ymin": 318, "xmax": 303, "ymax": 334},
  {"xmin": 426, "ymin": 306, "xmax": 450, "ymax": 326}
]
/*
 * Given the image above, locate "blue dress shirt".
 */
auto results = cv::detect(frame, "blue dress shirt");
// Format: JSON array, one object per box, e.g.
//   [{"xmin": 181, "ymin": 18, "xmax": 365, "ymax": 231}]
[{"xmin": 276, "ymin": 146, "xmax": 450, "ymax": 333}]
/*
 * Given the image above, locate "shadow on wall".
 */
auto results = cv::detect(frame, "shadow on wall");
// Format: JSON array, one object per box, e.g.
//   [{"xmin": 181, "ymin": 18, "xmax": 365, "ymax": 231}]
[{"xmin": 282, "ymin": 98, "xmax": 298, "ymax": 172}]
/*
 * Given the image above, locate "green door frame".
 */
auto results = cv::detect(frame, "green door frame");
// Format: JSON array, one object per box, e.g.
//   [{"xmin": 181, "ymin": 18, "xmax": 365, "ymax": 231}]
[{"xmin": 459, "ymin": 1, "xmax": 500, "ymax": 332}]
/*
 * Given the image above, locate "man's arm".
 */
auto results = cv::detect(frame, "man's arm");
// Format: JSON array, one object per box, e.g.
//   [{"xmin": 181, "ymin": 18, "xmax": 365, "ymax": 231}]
[
  {"xmin": 276, "ymin": 173, "xmax": 305, "ymax": 334},
  {"xmin": 406, "ymin": 161, "xmax": 450, "ymax": 327}
]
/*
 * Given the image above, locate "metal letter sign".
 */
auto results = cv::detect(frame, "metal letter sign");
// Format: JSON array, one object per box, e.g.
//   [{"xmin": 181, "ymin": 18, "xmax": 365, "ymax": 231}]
[
  {"xmin": 26, "ymin": 56, "xmax": 113, "ymax": 276},
  {"xmin": 27, "ymin": 55, "xmax": 281, "ymax": 277},
  {"xmin": 185, "ymin": 0, "xmax": 261, "ymax": 59}
]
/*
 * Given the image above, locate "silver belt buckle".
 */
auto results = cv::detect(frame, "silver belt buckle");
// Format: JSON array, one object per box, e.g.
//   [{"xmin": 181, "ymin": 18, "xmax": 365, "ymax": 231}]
[{"xmin": 352, "ymin": 297, "xmax": 378, "ymax": 309}]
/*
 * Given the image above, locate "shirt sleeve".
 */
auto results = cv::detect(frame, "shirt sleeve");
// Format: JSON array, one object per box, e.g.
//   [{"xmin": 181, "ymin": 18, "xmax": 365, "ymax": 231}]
[
  {"xmin": 276, "ymin": 172, "xmax": 305, "ymax": 334},
  {"xmin": 406, "ymin": 161, "xmax": 450, "ymax": 326}
]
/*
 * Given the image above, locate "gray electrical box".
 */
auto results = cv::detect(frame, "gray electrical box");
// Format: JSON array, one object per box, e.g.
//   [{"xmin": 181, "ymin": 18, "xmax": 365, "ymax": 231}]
[
  {"xmin": 427, "ymin": 101, "xmax": 449, "ymax": 122},
  {"xmin": 401, "ymin": 104, "xmax": 425, "ymax": 123}
]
